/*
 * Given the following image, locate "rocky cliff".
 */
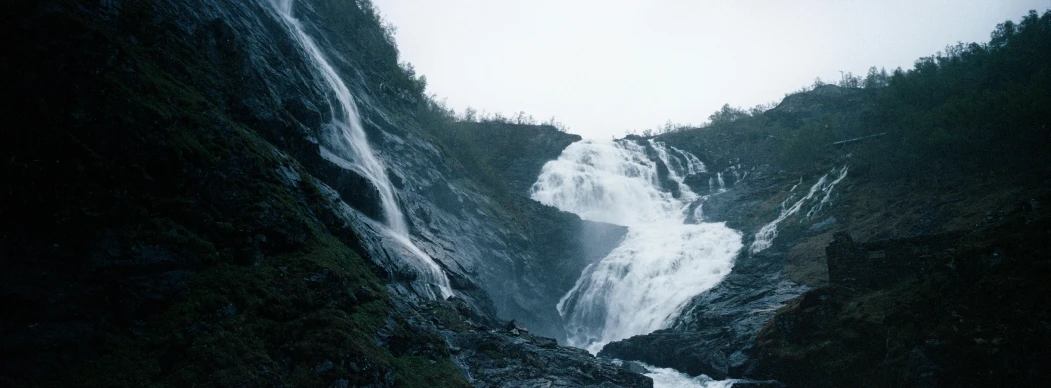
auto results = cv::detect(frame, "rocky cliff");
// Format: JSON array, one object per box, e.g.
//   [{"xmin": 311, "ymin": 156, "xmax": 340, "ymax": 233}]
[
  {"xmin": 753, "ymin": 194, "xmax": 1051, "ymax": 387},
  {"xmin": 0, "ymin": 1, "xmax": 643, "ymax": 386},
  {"xmin": 4, "ymin": 1, "xmax": 1049, "ymax": 387},
  {"xmin": 599, "ymin": 76, "xmax": 1051, "ymax": 384}
]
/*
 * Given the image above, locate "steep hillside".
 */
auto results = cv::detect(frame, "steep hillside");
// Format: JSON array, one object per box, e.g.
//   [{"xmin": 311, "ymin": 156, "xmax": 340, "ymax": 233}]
[
  {"xmin": 0, "ymin": 1, "xmax": 647, "ymax": 386},
  {"xmin": 753, "ymin": 198, "xmax": 1051, "ymax": 386},
  {"xmin": 601, "ymin": 9, "xmax": 1051, "ymax": 384},
  {"xmin": 1, "ymin": 1, "xmax": 464, "ymax": 385},
  {"xmin": 5, "ymin": 1, "xmax": 1049, "ymax": 386}
]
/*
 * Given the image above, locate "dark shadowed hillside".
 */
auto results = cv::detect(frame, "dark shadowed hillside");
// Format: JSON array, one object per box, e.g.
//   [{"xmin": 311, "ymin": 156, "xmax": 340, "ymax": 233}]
[
  {"xmin": 2, "ymin": 1, "xmax": 1049, "ymax": 387},
  {"xmin": 0, "ymin": 1, "xmax": 649, "ymax": 386},
  {"xmin": 600, "ymin": 9, "xmax": 1051, "ymax": 386}
]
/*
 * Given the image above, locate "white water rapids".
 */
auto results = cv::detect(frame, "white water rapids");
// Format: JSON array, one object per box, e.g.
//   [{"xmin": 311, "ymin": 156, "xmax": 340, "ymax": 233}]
[
  {"xmin": 643, "ymin": 364, "xmax": 739, "ymax": 388},
  {"xmin": 531, "ymin": 139, "xmax": 743, "ymax": 354},
  {"xmin": 269, "ymin": 0, "xmax": 451, "ymax": 299}
]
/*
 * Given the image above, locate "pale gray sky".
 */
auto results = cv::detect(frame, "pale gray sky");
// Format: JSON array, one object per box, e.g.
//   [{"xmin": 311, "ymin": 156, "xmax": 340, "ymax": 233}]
[{"xmin": 372, "ymin": 0, "xmax": 1050, "ymax": 139}]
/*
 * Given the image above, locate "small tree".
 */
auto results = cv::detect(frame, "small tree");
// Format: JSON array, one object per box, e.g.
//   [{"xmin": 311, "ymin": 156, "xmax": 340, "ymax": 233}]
[
  {"xmin": 863, "ymin": 66, "xmax": 890, "ymax": 88},
  {"xmin": 708, "ymin": 104, "xmax": 749, "ymax": 125},
  {"xmin": 838, "ymin": 71, "xmax": 862, "ymax": 88},
  {"xmin": 462, "ymin": 107, "xmax": 477, "ymax": 122},
  {"xmin": 542, "ymin": 116, "xmax": 568, "ymax": 132},
  {"xmin": 512, "ymin": 111, "xmax": 536, "ymax": 125}
]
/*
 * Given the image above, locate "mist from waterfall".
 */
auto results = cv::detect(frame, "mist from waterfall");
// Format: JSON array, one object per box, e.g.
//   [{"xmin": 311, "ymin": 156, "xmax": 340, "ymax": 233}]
[
  {"xmin": 269, "ymin": 0, "xmax": 451, "ymax": 299},
  {"xmin": 531, "ymin": 139, "xmax": 742, "ymax": 354}
]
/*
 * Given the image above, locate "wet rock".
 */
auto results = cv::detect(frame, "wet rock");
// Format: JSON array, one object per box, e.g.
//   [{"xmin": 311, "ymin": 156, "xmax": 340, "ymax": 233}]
[
  {"xmin": 601, "ymin": 333, "xmax": 730, "ymax": 378},
  {"xmin": 683, "ymin": 172, "xmax": 714, "ymax": 195},
  {"xmin": 444, "ymin": 329, "xmax": 652, "ymax": 388},
  {"xmin": 600, "ymin": 247, "xmax": 806, "ymax": 379},
  {"xmin": 327, "ymin": 165, "xmax": 385, "ymax": 222},
  {"xmin": 283, "ymin": 97, "xmax": 325, "ymax": 133},
  {"xmin": 808, "ymin": 216, "xmax": 837, "ymax": 235},
  {"xmin": 1, "ymin": 0, "xmax": 653, "ymax": 386},
  {"xmin": 623, "ymin": 361, "xmax": 649, "ymax": 375},
  {"xmin": 506, "ymin": 319, "xmax": 529, "ymax": 336}
]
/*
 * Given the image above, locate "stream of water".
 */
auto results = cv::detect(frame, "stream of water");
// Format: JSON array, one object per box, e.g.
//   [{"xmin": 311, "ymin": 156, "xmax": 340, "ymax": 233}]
[
  {"xmin": 750, "ymin": 166, "xmax": 848, "ymax": 254},
  {"xmin": 269, "ymin": 0, "xmax": 451, "ymax": 299},
  {"xmin": 531, "ymin": 139, "xmax": 743, "ymax": 354}
]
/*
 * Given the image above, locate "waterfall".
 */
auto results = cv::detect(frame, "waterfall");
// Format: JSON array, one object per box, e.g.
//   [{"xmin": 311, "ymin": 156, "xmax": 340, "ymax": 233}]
[
  {"xmin": 531, "ymin": 139, "xmax": 742, "ymax": 353},
  {"xmin": 269, "ymin": 0, "xmax": 451, "ymax": 299},
  {"xmin": 750, "ymin": 166, "xmax": 848, "ymax": 254},
  {"xmin": 648, "ymin": 139, "xmax": 707, "ymax": 181}
]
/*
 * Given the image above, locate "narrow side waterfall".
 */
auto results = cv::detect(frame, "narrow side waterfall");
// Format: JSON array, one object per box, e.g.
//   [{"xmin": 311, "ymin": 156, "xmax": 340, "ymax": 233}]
[
  {"xmin": 750, "ymin": 166, "xmax": 848, "ymax": 254},
  {"xmin": 531, "ymin": 140, "xmax": 742, "ymax": 353},
  {"xmin": 269, "ymin": 0, "xmax": 451, "ymax": 298}
]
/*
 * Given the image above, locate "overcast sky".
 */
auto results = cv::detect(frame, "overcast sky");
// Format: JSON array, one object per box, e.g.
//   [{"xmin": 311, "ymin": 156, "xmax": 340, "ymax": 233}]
[{"xmin": 371, "ymin": 0, "xmax": 1050, "ymax": 139}]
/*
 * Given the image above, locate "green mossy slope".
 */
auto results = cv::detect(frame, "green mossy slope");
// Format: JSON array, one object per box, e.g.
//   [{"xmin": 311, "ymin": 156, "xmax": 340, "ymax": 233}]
[{"xmin": 1, "ymin": 1, "xmax": 466, "ymax": 386}]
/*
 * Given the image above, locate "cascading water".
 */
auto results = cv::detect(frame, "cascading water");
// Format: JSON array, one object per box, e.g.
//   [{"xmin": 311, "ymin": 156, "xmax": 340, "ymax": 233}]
[
  {"xmin": 269, "ymin": 0, "xmax": 451, "ymax": 298},
  {"xmin": 531, "ymin": 139, "xmax": 742, "ymax": 354},
  {"xmin": 643, "ymin": 364, "xmax": 739, "ymax": 388},
  {"xmin": 750, "ymin": 166, "xmax": 848, "ymax": 254},
  {"xmin": 649, "ymin": 139, "xmax": 707, "ymax": 181}
]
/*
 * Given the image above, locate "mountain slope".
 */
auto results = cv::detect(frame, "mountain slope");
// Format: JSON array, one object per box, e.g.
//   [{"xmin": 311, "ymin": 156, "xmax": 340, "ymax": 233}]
[
  {"xmin": 0, "ymin": 1, "xmax": 648, "ymax": 386},
  {"xmin": 600, "ymin": 9, "xmax": 1051, "ymax": 384}
]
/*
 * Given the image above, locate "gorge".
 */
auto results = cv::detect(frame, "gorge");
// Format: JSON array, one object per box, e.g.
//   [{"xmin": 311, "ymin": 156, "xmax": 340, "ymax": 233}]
[{"xmin": 2, "ymin": 1, "xmax": 1050, "ymax": 387}]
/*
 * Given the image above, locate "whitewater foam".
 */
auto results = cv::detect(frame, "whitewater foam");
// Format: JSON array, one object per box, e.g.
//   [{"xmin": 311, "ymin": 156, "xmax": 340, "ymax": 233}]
[{"xmin": 532, "ymin": 139, "xmax": 742, "ymax": 353}]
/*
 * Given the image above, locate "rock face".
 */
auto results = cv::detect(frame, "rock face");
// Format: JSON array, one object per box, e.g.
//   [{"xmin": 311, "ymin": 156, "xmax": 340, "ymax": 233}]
[
  {"xmin": 752, "ymin": 197, "xmax": 1051, "ymax": 386},
  {"xmin": 596, "ymin": 161, "xmax": 821, "ymax": 379},
  {"xmin": 764, "ymin": 85, "xmax": 878, "ymax": 132},
  {"xmin": 597, "ymin": 81, "xmax": 1040, "ymax": 381},
  {"xmin": 445, "ymin": 330, "xmax": 652, "ymax": 387},
  {"xmin": 600, "ymin": 80, "xmax": 1050, "ymax": 383},
  {"xmin": 213, "ymin": 0, "xmax": 628, "ymax": 344},
  {"xmin": 0, "ymin": 0, "xmax": 642, "ymax": 386},
  {"xmin": 410, "ymin": 300, "xmax": 653, "ymax": 388},
  {"xmin": 598, "ymin": 248, "xmax": 805, "ymax": 379},
  {"xmin": 447, "ymin": 331, "xmax": 652, "ymax": 388},
  {"xmin": 10, "ymin": 1, "xmax": 1046, "ymax": 386},
  {"xmin": 371, "ymin": 120, "xmax": 625, "ymax": 341}
]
